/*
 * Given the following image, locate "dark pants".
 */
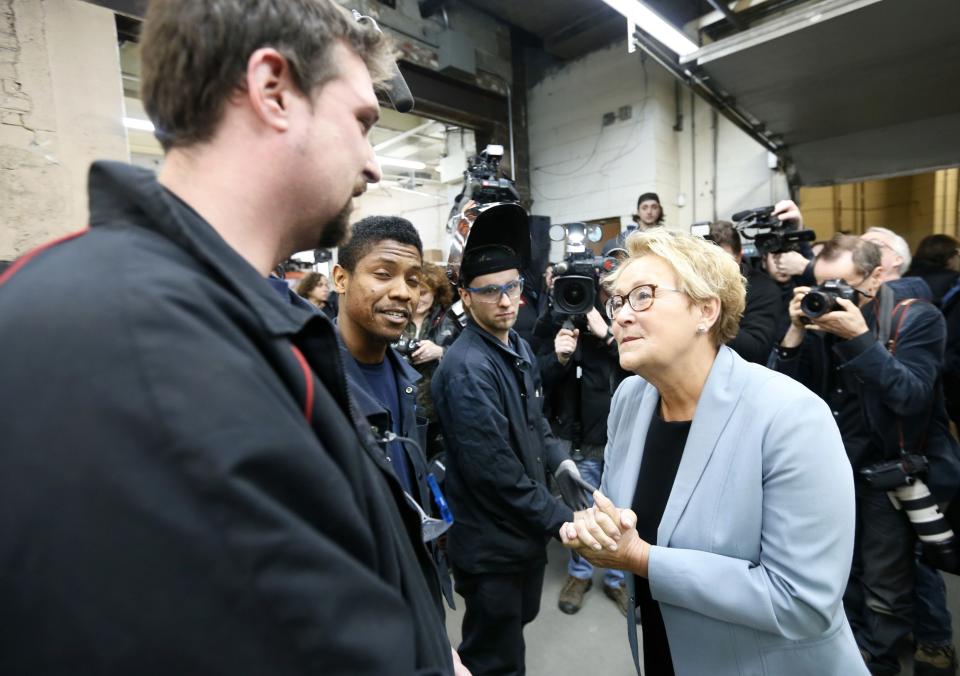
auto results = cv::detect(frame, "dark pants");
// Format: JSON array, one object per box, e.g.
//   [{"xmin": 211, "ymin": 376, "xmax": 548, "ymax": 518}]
[
  {"xmin": 844, "ymin": 487, "xmax": 916, "ymax": 675},
  {"xmin": 915, "ymin": 552, "xmax": 954, "ymax": 646},
  {"xmin": 453, "ymin": 565, "xmax": 546, "ymax": 676}
]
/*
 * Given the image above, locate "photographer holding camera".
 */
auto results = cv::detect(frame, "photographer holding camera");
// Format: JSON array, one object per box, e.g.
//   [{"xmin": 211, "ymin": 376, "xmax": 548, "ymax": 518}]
[
  {"xmin": 537, "ymin": 295, "xmax": 627, "ymax": 616},
  {"xmin": 772, "ymin": 234, "xmax": 960, "ymax": 675}
]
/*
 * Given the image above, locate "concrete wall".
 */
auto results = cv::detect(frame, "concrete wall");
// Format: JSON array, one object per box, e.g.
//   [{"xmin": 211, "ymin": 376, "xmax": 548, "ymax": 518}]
[
  {"xmin": 1, "ymin": 0, "xmax": 127, "ymax": 261},
  {"xmin": 526, "ymin": 40, "xmax": 790, "ymax": 238}
]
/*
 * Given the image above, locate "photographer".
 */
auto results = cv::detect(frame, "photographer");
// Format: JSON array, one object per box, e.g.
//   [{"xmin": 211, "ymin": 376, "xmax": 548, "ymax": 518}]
[
  {"xmin": 536, "ymin": 297, "xmax": 627, "ymax": 616},
  {"xmin": 709, "ymin": 221, "xmax": 783, "ymax": 364},
  {"xmin": 772, "ymin": 234, "xmax": 960, "ymax": 675}
]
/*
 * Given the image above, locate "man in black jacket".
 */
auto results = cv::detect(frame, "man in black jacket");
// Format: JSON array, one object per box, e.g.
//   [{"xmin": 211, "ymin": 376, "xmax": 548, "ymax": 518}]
[
  {"xmin": 0, "ymin": 2, "xmax": 461, "ymax": 674},
  {"xmin": 709, "ymin": 220, "xmax": 783, "ymax": 364},
  {"xmin": 772, "ymin": 235, "xmax": 960, "ymax": 676},
  {"xmin": 432, "ymin": 244, "xmax": 581, "ymax": 676},
  {"xmin": 535, "ymin": 300, "xmax": 628, "ymax": 616}
]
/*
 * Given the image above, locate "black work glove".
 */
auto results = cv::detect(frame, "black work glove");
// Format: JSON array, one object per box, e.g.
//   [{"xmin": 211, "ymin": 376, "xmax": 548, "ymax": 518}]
[{"xmin": 554, "ymin": 459, "xmax": 596, "ymax": 512}]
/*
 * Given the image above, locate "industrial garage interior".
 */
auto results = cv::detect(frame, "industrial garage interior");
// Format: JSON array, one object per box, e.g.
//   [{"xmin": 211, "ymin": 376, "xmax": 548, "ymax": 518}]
[{"xmin": 2, "ymin": 1, "xmax": 959, "ymax": 675}]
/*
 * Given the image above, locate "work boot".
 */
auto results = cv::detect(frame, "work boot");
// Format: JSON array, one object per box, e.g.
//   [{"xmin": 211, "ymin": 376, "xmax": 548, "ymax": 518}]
[
  {"xmin": 603, "ymin": 583, "xmax": 629, "ymax": 618},
  {"xmin": 915, "ymin": 643, "xmax": 958, "ymax": 676},
  {"xmin": 558, "ymin": 575, "xmax": 592, "ymax": 615}
]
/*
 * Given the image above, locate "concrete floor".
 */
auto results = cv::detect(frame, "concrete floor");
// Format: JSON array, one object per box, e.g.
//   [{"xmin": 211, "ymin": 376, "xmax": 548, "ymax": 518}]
[{"xmin": 444, "ymin": 540, "xmax": 960, "ymax": 676}]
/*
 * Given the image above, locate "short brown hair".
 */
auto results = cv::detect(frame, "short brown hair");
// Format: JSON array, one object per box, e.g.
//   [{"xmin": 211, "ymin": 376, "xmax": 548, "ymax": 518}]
[
  {"xmin": 708, "ymin": 220, "xmax": 741, "ymax": 257},
  {"xmin": 817, "ymin": 234, "xmax": 881, "ymax": 278},
  {"xmin": 420, "ymin": 262, "xmax": 453, "ymax": 309},
  {"xmin": 140, "ymin": 0, "xmax": 394, "ymax": 151},
  {"xmin": 295, "ymin": 272, "xmax": 327, "ymax": 298}
]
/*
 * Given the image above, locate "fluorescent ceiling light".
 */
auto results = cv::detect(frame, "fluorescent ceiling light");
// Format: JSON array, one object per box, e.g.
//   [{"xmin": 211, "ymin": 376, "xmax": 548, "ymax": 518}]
[
  {"xmin": 377, "ymin": 156, "xmax": 426, "ymax": 170},
  {"xmin": 123, "ymin": 116, "xmax": 155, "ymax": 132},
  {"xmin": 601, "ymin": 0, "xmax": 699, "ymax": 56}
]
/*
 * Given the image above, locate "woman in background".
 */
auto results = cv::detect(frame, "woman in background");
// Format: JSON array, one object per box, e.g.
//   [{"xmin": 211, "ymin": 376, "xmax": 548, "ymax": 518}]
[
  {"xmin": 296, "ymin": 272, "xmax": 335, "ymax": 319},
  {"xmin": 907, "ymin": 234, "xmax": 960, "ymax": 306},
  {"xmin": 398, "ymin": 262, "xmax": 455, "ymax": 459}
]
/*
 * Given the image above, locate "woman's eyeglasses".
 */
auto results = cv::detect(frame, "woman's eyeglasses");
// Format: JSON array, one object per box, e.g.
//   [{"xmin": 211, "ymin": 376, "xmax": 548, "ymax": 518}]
[
  {"xmin": 465, "ymin": 277, "xmax": 524, "ymax": 304},
  {"xmin": 605, "ymin": 283, "xmax": 683, "ymax": 318}
]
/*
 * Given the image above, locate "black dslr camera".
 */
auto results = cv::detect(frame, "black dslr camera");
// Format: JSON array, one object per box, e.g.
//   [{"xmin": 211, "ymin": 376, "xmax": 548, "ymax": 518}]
[
  {"xmin": 549, "ymin": 223, "xmax": 619, "ymax": 317},
  {"xmin": 732, "ymin": 206, "xmax": 815, "ymax": 257},
  {"xmin": 800, "ymin": 279, "xmax": 859, "ymax": 319},
  {"xmin": 391, "ymin": 332, "xmax": 420, "ymax": 362}
]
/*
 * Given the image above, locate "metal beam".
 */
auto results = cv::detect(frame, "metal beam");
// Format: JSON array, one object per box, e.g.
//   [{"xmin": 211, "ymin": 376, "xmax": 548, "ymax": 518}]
[
  {"xmin": 418, "ymin": 0, "xmax": 447, "ymax": 19},
  {"xmin": 373, "ymin": 121, "xmax": 436, "ymax": 152}
]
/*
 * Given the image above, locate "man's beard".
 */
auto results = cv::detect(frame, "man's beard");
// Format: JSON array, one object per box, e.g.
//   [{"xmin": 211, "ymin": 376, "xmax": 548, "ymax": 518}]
[{"xmin": 314, "ymin": 199, "xmax": 354, "ymax": 249}]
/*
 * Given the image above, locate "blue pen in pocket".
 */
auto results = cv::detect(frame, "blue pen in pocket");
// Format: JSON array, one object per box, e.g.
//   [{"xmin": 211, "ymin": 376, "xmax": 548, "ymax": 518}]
[{"xmin": 426, "ymin": 474, "xmax": 454, "ymax": 524}]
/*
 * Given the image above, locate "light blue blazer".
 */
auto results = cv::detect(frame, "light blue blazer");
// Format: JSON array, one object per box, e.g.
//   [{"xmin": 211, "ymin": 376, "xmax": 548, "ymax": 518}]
[{"xmin": 601, "ymin": 346, "xmax": 868, "ymax": 675}]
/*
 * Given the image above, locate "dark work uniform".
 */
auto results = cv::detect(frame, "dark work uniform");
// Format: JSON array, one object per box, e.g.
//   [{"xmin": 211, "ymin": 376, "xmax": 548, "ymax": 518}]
[
  {"xmin": 632, "ymin": 405, "xmax": 691, "ymax": 676},
  {"xmin": 355, "ymin": 358, "xmax": 414, "ymax": 496}
]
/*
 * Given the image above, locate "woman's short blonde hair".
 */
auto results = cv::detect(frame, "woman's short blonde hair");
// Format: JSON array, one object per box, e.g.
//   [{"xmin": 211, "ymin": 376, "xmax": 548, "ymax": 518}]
[{"xmin": 603, "ymin": 229, "xmax": 746, "ymax": 345}]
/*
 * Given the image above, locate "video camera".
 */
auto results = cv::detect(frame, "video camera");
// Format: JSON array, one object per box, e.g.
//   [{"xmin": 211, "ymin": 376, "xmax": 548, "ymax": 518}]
[
  {"xmin": 449, "ymin": 145, "xmax": 520, "ymax": 216},
  {"xmin": 732, "ymin": 206, "xmax": 815, "ymax": 257},
  {"xmin": 548, "ymin": 223, "xmax": 620, "ymax": 317}
]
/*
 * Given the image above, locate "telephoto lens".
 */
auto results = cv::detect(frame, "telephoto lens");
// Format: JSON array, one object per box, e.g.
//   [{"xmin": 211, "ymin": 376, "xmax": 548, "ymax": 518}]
[{"xmin": 890, "ymin": 479, "xmax": 960, "ymax": 572}]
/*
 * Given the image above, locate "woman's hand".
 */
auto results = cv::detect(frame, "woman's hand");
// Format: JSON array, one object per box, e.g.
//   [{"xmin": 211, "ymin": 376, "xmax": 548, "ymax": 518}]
[
  {"xmin": 560, "ymin": 491, "xmax": 650, "ymax": 576},
  {"xmin": 411, "ymin": 340, "xmax": 443, "ymax": 365}
]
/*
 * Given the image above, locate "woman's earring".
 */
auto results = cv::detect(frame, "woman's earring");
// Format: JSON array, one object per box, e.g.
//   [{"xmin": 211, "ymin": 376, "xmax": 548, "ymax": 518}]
[{"xmin": 696, "ymin": 324, "xmax": 707, "ymax": 334}]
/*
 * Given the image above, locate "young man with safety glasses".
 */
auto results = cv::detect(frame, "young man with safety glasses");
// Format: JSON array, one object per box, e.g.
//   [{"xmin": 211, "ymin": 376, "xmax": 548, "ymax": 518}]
[{"xmin": 432, "ymin": 242, "xmax": 586, "ymax": 676}]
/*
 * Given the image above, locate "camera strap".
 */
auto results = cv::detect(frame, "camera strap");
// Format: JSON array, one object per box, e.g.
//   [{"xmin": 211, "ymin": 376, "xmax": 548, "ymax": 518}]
[{"xmin": 877, "ymin": 294, "xmax": 930, "ymax": 455}]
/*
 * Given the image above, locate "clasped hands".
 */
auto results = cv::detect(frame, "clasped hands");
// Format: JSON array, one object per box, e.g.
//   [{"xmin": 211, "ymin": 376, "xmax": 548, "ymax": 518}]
[{"xmin": 559, "ymin": 490, "xmax": 651, "ymax": 578}]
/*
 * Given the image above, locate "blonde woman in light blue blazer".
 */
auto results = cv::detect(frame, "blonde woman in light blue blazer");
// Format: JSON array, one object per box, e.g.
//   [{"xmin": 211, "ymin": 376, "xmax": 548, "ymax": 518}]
[{"xmin": 560, "ymin": 229, "xmax": 867, "ymax": 676}]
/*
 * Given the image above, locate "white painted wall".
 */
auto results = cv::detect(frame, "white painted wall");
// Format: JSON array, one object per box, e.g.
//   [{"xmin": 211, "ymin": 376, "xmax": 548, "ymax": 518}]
[
  {"xmin": 352, "ymin": 180, "xmax": 460, "ymax": 256},
  {"xmin": 527, "ymin": 39, "xmax": 790, "ymax": 237}
]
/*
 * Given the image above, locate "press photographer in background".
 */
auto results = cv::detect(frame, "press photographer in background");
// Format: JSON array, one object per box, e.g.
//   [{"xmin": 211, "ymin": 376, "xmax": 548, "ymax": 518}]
[
  {"xmin": 532, "ymin": 223, "xmax": 628, "ymax": 617},
  {"xmin": 707, "ymin": 221, "xmax": 783, "ymax": 364},
  {"xmin": 772, "ymin": 234, "xmax": 960, "ymax": 676},
  {"xmin": 726, "ymin": 199, "xmax": 815, "ymax": 343}
]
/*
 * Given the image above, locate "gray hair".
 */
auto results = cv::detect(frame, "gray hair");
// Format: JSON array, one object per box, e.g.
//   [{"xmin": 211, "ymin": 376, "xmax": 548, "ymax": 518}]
[{"xmin": 864, "ymin": 227, "xmax": 911, "ymax": 275}]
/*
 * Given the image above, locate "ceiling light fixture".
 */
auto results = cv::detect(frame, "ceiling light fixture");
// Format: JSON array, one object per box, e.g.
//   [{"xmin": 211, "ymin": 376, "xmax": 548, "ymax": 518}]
[
  {"xmin": 601, "ymin": 0, "xmax": 699, "ymax": 56},
  {"xmin": 123, "ymin": 116, "xmax": 155, "ymax": 132},
  {"xmin": 377, "ymin": 156, "xmax": 427, "ymax": 170}
]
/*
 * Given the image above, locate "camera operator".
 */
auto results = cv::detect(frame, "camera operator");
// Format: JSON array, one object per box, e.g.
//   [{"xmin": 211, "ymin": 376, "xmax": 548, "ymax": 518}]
[
  {"xmin": 762, "ymin": 199, "xmax": 816, "ymax": 284},
  {"xmin": 535, "ymin": 297, "xmax": 628, "ymax": 616},
  {"xmin": 772, "ymin": 234, "xmax": 960, "ymax": 675},
  {"xmin": 709, "ymin": 221, "xmax": 783, "ymax": 364}
]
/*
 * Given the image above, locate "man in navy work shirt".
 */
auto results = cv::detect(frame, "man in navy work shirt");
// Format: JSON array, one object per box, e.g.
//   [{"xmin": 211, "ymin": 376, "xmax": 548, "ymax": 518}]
[{"xmin": 333, "ymin": 215, "xmax": 455, "ymax": 608}]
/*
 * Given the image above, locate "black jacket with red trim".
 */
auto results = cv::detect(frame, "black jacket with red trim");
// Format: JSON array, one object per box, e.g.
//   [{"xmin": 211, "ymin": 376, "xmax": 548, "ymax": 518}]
[{"xmin": 0, "ymin": 162, "xmax": 453, "ymax": 675}]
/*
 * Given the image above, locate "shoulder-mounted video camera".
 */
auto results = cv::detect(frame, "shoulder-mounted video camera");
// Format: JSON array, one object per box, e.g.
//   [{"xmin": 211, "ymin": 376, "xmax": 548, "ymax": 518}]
[
  {"xmin": 548, "ymin": 223, "xmax": 620, "ymax": 317},
  {"xmin": 448, "ymin": 145, "xmax": 520, "ymax": 219},
  {"xmin": 732, "ymin": 206, "xmax": 815, "ymax": 257}
]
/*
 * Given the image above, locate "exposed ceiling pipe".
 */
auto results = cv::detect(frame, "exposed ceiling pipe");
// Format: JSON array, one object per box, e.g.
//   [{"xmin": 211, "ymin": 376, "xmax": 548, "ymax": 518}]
[{"xmin": 373, "ymin": 121, "xmax": 436, "ymax": 152}]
